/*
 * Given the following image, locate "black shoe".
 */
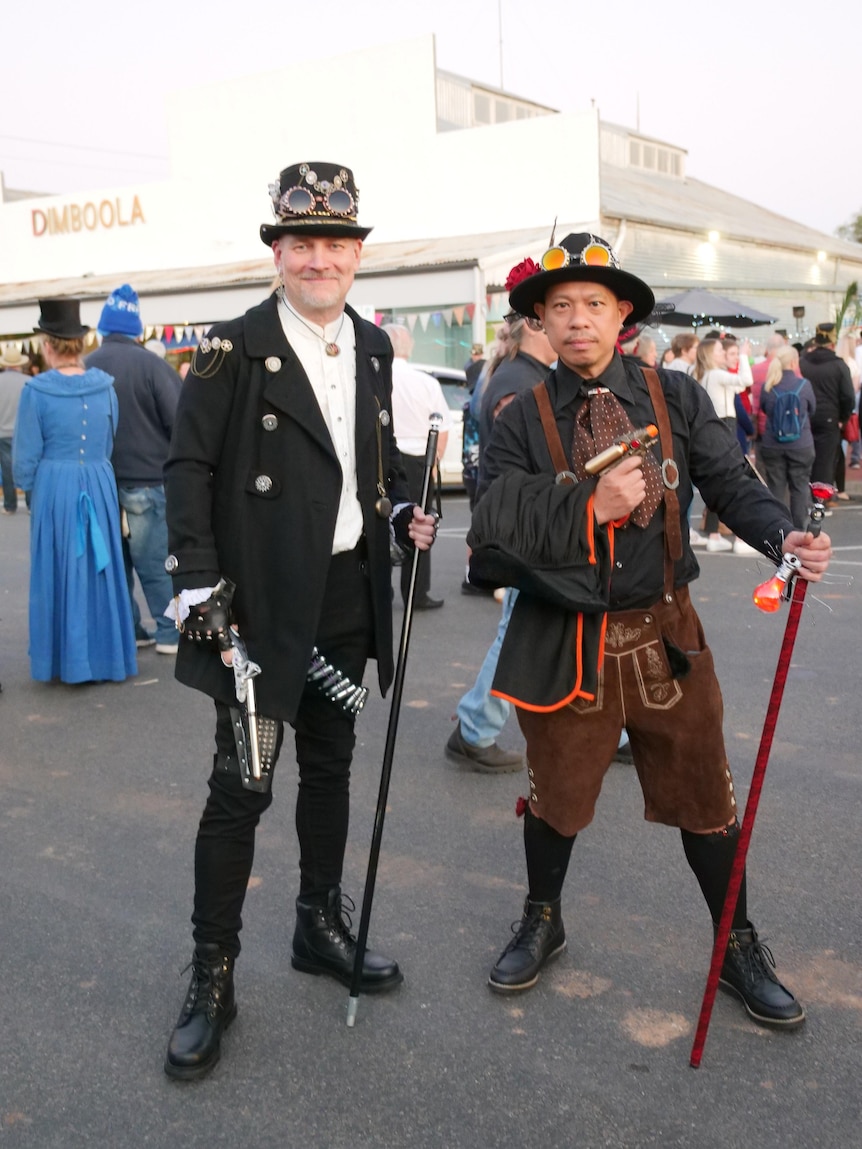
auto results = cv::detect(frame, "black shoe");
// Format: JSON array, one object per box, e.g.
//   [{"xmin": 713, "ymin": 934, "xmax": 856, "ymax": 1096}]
[
  {"xmin": 460, "ymin": 579, "xmax": 494, "ymax": 597},
  {"xmin": 488, "ymin": 898, "xmax": 566, "ymax": 993},
  {"xmin": 292, "ymin": 888, "xmax": 403, "ymax": 993},
  {"xmin": 413, "ymin": 596, "xmax": 444, "ymax": 611},
  {"xmin": 719, "ymin": 923, "xmax": 805, "ymax": 1028},
  {"xmin": 164, "ymin": 944, "xmax": 237, "ymax": 1080},
  {"xmin": 445, "ymin": 721, "xmax": 523, "ymax": 774}
]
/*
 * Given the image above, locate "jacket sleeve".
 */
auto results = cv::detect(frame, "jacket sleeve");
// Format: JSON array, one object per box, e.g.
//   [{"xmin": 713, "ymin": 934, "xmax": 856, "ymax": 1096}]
[
  {"xmin": 164, "ymin": 327, "xmax": 240, "ymax": 590},
  {"xmin": 467, "ymin": 470, "xmax": 610, "ymax": 611}
]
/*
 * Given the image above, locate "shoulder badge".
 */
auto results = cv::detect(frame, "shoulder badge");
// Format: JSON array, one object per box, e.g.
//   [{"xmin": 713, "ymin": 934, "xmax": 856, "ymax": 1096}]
[{"xmin": 191, "ymin": 335, "xmax": 234, "ymax": 379}]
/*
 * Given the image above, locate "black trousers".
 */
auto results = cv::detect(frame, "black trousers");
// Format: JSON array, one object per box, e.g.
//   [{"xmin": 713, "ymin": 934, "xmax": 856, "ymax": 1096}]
[
  {"xmin": 812, "ymin": 420, "xmax": 842, "ymax": 487},
  {"xmin": 191, "ymin": 546, "xmax": 374, "ymax": 957},
  {"xmin": 399, "ymin": 452, "xmax": 432, "ymax": 605}
]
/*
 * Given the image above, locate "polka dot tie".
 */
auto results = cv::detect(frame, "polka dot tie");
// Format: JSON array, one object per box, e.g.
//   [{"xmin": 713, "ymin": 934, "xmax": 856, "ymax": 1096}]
[{"xmin": 571, "ymin": 387, "xmax": 664, "ymax": 528}]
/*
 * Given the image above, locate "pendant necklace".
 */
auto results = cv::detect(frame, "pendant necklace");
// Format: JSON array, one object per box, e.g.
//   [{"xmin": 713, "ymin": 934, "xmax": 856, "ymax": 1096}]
[{"xmin": 279, "ymin": 288, "xmax": 344, "ymax": 356}]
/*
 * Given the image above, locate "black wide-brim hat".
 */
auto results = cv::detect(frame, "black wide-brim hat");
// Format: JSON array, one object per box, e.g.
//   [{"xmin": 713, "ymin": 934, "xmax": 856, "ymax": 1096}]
[
  {"xmin": 509, "ymin": 232, "xmax": 655, "ymax": 326},
  {"xmin": 260, "ymin": 161, "xmax": 372, "ymax": 245},
  {"xmin": 34, "ymin": 298, "xmax": 90, "ymax": 339}
]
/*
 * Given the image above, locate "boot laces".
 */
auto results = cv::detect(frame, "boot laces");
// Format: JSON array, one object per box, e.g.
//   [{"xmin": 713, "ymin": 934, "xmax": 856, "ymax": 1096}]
[
  {"xmin": 504, "ymin": 905, "xmax": 551, "ymax": 954},
  {"xmin": 179, "ymin": 953, "xmax": 229, "ymax": 1016},
  {"xmin": 327, "ymin": 892, "xmax": 357, "ymax": 943},
  {"xmin": 735, "ymin": 934, "xmax": 780, "ymax": 985}
]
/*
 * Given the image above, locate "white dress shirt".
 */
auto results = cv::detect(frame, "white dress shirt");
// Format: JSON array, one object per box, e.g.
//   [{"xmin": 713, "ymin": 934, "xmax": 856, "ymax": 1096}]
[{"xmin": 278, "ymin": 297, "xmax": 363, "ymax": 554}]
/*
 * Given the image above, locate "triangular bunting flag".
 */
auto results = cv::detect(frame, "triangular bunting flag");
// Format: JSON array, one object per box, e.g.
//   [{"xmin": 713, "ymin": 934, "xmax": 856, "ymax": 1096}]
[
  {"xmin": 466, "ymin": 303, "xmax": 476, "ymax": 320},
  {"xmin": 418, "ymin": 312, "xmax": 430, "ymax": 331},
  {"xmin": 155, "ymin": 326, "xmax": 164, "ymax": 340},
  {"xmin": 406, "ymin": 314, "xmax": 418, "ymax": 331},
  {"xmin": 452, "ymin": 306, "xmax": 465, "ymax": 326}
]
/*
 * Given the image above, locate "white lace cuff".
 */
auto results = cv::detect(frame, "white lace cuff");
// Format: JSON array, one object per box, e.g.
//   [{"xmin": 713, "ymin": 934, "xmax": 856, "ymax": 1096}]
[{"xmin": 164, "ymin": 586, "xmax": 219, "ymax": 625}]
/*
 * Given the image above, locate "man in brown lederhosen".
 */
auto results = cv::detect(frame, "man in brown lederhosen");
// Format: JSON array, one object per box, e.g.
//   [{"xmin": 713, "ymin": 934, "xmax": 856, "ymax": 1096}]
[{"xmin": 467, "ymin": 232, "xmax": 832, "ymax": 1028}]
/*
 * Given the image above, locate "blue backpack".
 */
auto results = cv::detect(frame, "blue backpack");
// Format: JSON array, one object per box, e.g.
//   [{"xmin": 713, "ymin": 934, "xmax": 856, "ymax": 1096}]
[{"xmin": 769, "ymin": 381, "xmax": 807, "ymax": 443}]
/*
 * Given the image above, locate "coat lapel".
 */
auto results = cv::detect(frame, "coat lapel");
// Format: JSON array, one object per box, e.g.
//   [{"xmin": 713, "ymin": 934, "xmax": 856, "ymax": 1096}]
[
  {"xmin": 245, "ymin": 293, "xmax": 337, "ymax": 463},
  {"xmin": 351, "ymin": 305, "xmax": 385, "ymax": 486}
]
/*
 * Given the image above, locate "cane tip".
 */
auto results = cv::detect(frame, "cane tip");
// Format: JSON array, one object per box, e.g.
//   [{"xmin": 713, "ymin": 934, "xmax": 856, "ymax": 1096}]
[{"xmin": 346, "ymin": 996, "xmax": 359, "ymax": 1028}]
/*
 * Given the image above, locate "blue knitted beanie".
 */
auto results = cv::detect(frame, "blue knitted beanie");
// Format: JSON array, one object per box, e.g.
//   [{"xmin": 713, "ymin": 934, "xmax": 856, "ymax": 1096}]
[{"xmin": 98, "ymin": 284, "xmax": 143, "ymax": 337}]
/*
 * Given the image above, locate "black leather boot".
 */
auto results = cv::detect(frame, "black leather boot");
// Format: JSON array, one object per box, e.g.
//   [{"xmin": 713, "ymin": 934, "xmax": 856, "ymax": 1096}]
[
  {"xmin": 164, "ymin": 944, "xmax": 237, "ymax": 1080},
  {"xmin": 488, "ymin": 898, "xmax": 566, "ymax": 993},
  {"xmin": 291, "ymin": 888, "xmax": 403, "ymax": 993},
  {"xmin": 719, "ymin": 922, "xmax": 805, "ymax": 1027}
]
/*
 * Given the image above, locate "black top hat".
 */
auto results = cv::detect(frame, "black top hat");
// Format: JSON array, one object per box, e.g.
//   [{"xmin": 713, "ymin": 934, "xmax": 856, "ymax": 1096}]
[
  {"xmin": 508, "ymin": 232, "xmax": 655, "ymax": 326},
  {"xmin": 260, "ymin": 162, "xmax": 372, "ymax": 246},
  {"xmin": 35, "ymin": 298, "xmax": 90, "ymax": 339}
]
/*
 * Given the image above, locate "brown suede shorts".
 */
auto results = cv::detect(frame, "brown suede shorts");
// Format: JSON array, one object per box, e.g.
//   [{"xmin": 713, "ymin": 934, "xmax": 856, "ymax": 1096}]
[{"xmin": 517, "ymin": 585, "xmax": 738, "ymax": 837}]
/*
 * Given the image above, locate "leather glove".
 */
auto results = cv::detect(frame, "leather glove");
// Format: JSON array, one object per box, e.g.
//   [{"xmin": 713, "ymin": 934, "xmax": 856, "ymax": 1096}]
[{"xmin": 180, "ymin": 578, "xmax": 236, "ymax": 652}]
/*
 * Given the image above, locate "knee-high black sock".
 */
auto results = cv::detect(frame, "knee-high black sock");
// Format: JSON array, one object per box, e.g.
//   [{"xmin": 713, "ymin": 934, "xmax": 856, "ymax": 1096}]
[
  {"xmin": 524, "ymin": 808, "xmax": 576, "ymax": 903},
  {"xmin": 681, "ymin": 823, "xmax": 748, "ymax": 931}
]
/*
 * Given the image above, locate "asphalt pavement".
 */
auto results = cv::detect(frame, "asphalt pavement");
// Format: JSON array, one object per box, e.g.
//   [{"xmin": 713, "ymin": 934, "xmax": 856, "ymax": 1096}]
[{"xmin": 1, "ymin": 492, "xmax": 860, "ymax": 1149}]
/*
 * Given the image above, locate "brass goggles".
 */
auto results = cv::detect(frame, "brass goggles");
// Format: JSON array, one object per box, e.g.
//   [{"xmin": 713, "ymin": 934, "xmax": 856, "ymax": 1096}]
[
  {"xmin": 278, "ymin": 185, "xmax": 356, "ymax": 218},
  {"xmin": 540, "ymin": 237, "xmax": 620, "ymax": 272}
]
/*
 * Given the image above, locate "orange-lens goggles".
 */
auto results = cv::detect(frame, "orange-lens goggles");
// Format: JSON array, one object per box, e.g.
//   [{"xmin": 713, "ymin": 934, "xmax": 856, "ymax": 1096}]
[{"xmin": 540, "ymin": 239, "xmax": 618, "ymax": 272}]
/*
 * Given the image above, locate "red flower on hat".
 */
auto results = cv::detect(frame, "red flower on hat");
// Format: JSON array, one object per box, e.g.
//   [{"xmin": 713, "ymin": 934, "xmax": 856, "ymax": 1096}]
[{"xmin": 505, "ymin": 258, "xmax": 541, "ymax": 293}]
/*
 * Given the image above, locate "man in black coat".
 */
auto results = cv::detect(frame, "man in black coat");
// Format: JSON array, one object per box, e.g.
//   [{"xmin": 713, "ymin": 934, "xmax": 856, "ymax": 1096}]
[
  {"xmin": 799, "ymin": 322, "xmax": 855, "ymax": 488},
  {"xmin": 163, "ymin": 162, "xmax": 437, "ymax": 1080}
]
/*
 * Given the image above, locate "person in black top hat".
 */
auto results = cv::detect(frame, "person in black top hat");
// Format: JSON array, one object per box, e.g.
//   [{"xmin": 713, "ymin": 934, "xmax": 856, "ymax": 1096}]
[
  {"xmin": 163, "ymin": 162, "xmax": 438, "ymax": 1080},
  {"xmin": 13, "ymin": 298, "xmax": 137, "ymax": 683},
  {"xmin": 467, "ymin": 231, "xmax": 831, "ymax": 1027}
]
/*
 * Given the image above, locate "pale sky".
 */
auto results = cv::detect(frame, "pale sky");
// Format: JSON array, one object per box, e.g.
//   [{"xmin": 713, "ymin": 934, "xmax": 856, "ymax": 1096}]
[{"xmin": 2, "ymin": 0, "xmax": 858, "ymax": 239}]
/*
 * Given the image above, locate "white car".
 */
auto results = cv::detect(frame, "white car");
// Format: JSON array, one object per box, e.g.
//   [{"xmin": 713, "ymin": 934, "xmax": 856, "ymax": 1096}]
[{"xmin": 410, "ymin": 363, "xmax": 470, "ymax": 488}]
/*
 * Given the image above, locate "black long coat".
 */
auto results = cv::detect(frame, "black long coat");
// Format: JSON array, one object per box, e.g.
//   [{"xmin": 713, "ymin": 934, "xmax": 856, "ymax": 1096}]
[{"xmin": 164, "ymin": 293, "xmax": 410, "ymax": 722}]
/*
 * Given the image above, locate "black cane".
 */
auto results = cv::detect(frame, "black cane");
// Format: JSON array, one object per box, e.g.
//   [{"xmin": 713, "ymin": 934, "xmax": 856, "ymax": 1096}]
[{"xmin": 346, "ymin": 424, "xmax": 440, "ymax": 1027}]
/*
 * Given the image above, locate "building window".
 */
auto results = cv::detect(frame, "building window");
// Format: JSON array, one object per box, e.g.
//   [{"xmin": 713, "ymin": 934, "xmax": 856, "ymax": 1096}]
[
  {"xmin": 629, "ymin": 140, "xmax": 641, "ymax": 166},
  {"xmin": 643, "ymin": 145, "xmax": 656, "ymax": 170},
  {"xmin": 474, "ymin": 93, "xmax": 491, "ymax": 124},
  {"xmin": 495, "ymin": 99, "xmax": 512, "ymax": 122},
  {"xmin": 671, "ymin": 153, "xmax": 681, "ymax": 177}
]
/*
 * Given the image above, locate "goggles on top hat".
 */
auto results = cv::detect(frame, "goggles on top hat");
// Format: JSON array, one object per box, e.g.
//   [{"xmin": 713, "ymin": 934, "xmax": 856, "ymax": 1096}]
[{"xmin": 540, "ymin": 235, "xmax": 620, "ymax": 272}]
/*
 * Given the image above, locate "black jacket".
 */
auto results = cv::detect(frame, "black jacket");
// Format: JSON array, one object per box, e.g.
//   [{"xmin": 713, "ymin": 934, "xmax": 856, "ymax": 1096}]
[
  {"xmin": 164, "ymin": 294, "xmax": 410, "ymax": 722},
  {"xmin": 799, "ymin": 346, "xmax": 855, "ymax": 428},
  {"xmin": 85, "ymin": 335, "xmax": 181, "ymax": 485},
  {"xmin": 472, "ymin": 354, "xmax": 796, "ymax": 709}
]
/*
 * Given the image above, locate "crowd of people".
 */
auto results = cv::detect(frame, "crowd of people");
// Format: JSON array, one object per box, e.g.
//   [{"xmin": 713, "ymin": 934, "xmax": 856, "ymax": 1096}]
[{"xmin": 0, "ymin": 158, "xmax": 853, "ymax": 1082}]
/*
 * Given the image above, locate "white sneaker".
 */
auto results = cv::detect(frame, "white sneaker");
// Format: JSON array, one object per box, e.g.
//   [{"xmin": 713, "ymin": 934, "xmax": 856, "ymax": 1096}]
[
  {"xmin": 732, "ymin": 538, "xmax": 758, "ymax": 555},
  {"xmin": 155, "ymin": 643, "xmax": 179, "ymax": 655},
  {"xmin": 706, "ymin": 535, "xmax": 732, "ymax": 553},
  {"xmin": 689, "ymin": 529, "xmax": 707, "ymax": 547}
]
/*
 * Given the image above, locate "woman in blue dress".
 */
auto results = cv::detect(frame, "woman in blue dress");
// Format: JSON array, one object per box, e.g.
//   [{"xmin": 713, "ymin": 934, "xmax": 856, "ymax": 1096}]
[{"xmin": 13, "ymin": 299, "xmax": 137, "ymax": 683}]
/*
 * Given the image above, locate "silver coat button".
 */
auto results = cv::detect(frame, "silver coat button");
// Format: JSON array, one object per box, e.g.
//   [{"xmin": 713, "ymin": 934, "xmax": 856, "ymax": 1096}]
[
  {"xmin": 265, "ymin": 356, "xmax": 281, "ymax": 373},
  {"xmin": 262, "ymin": 414, "xmax": 278, "ymax": 431},
  {"xmin": 255, "ymin": 475, "xmax": 273, "ymax": 493},
  {"xmin": 379, "ymin": 409, "xmax": 391, "ymax": 426},
  {"xmin": 165, "ymin": 554, "xmax": 179, "ymax": 573}
]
